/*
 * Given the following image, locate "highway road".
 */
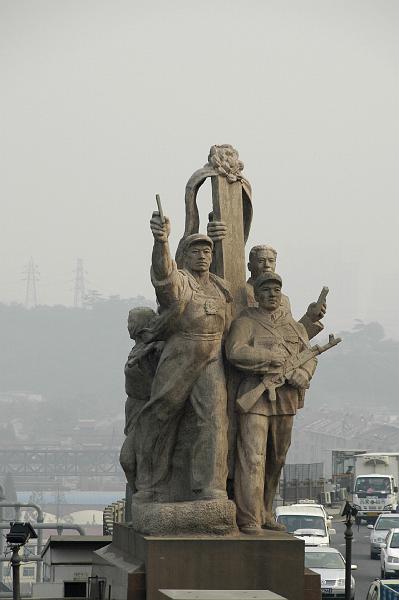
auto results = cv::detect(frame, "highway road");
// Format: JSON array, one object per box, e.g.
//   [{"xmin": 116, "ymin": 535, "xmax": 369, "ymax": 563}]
[{"xmin": 329, "ymin": 518, "xmax": 381, "ymax": 599}]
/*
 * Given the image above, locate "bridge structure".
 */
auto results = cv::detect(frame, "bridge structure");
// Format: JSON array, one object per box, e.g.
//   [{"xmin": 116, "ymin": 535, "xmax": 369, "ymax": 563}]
[{"xmin": 0, "ymin": 448, "xmax": 123, "ymax": 478}]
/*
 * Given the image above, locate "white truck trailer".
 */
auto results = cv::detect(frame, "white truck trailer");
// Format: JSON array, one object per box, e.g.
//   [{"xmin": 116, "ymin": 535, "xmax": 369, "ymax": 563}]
[{"xmin": 352, "ymin": 453, "xmax": 399, "ymax": 523}]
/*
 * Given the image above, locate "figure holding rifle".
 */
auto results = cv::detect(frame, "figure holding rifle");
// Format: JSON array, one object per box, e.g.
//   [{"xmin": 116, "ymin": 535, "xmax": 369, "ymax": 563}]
[{"xmin": 226, "ymin": 271, "xmax": 341, "ymax": 535}]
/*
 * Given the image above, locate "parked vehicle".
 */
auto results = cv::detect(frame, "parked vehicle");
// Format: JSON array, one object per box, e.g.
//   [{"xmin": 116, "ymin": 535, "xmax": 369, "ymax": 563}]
[
  {"xmin": 304, "ymin": 546, "xmax": 356, "ymax": 599},
  {"xmin": 381, "ymin": 528, "xmax": 399, "ymax": 579},
  {"xmin": 366, "ymin": 579, "xmax": 399, "ymax": 599},
  {"xmin": 352, "ymin": 453, "xmax": 399, "ymax": 523},
  {"xmin": 369, "ymin": 515, "xmax": 399, "ymax": 559},
  {"xmin": 275, "ymin": 504, "xmax": 335, "ymax": 546}
]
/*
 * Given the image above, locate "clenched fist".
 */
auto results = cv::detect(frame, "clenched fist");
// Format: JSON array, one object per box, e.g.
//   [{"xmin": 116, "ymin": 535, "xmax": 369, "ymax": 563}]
[
  {"xmin": 207, "ymin": 220, "xmax": 227, "ymax": 242},
  {"xmin": 306, "ymin": 301, "xmax": 327, "ymax": 323},
  {"xmin": 150, "ymin": 211, "xmax": 171, "ymax": 242}
]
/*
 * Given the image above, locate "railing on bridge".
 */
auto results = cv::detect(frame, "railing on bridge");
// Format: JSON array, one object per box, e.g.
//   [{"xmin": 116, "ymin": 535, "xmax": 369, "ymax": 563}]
[
  {"xmin": 0, "ymin": 449, "xmax": 123, "ymax": 477},
  {"xmin": 103, "ymin": 499, "xmax": 125, "ymax": 535}
]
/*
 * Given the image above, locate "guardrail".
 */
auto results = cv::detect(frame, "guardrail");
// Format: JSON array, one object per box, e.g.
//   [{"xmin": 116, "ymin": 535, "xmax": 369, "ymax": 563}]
[{"xmin": 103, "ymin": 499, "xmax": 125, "ymax": 536}]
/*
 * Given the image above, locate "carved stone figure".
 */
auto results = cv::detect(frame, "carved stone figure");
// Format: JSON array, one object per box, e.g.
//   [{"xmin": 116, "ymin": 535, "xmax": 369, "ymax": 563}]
[
  {"xmin": 133, "ymin": 214, "xmax": 233, "ymax": 504},
  {"xmin": 245, "ymin": 244, "xmax": 326, "ymax": 339},
  {"xmin": 119, "ymin": 308, "xmax": 163, "ymax": 492},
  {"xmin": 226, "ymin": 272, "xmax": 318, "ymax": 535},
  {"xmin": 120, "ymin": 144, "xmax": 339, "ymax": 541}
]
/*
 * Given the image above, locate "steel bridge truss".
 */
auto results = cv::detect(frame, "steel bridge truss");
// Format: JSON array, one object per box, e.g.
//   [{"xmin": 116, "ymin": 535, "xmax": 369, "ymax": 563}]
[{"xmin": 0, "ymin": 449, "xmax": 123, "ymax": 477}]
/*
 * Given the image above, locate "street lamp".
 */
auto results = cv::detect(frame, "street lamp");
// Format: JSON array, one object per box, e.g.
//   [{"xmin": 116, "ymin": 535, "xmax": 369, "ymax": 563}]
[
  {"xmin": 6, "ymin": 522, "xmax": 37, "ymax": 600},
  {"xmin": 341, "ymin": 501, "xmax": 358, "ymax": 600}
]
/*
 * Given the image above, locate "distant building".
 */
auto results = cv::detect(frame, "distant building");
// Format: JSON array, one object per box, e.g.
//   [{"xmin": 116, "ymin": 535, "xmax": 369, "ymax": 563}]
[{"xmin": 31, "ymin": 535, "xmax": 111, "ymax": 599}]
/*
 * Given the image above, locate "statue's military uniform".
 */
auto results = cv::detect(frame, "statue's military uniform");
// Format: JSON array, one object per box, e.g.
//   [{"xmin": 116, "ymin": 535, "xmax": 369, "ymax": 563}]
[
  {"xmin": 134, "ymin": 261, "xmax": 232, "ymax": 499},
  {"xmin": 245, "ymin": 277, "xmax": 323, "ymax": 340},
  {"xmin": 226, "ymin": 306, "xmax": 317, "ymax": 529}
]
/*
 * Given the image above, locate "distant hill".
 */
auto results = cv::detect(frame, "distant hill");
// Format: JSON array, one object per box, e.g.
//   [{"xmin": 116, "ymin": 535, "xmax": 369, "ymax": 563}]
[
  {"xmin": 0, "ymin": 295, "xmax": 155, "ymax": 418},
  {"xmin": 1, "ymin": 301, "xmax": 398, "ymax": 420},
  {"xmin": 307, "ymin": 320, "xmax": 399, "ymax": 410}
]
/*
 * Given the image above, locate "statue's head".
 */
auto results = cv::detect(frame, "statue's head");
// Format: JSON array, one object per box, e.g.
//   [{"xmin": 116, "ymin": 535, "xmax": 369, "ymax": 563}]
[
  {"xmin": 127, "ymin": 307, "xmax": 156, "ymax": 340},
  {"xmin": 182, "ymin": 234, "xmax": 214, "ymax": 274},
  {"xmin": 254, "ymin": 272, "xmax": 282, "ymax": 312},
  {"xmin": 248, "ymin": 245, "xmax": 277, "ymax": 279}
]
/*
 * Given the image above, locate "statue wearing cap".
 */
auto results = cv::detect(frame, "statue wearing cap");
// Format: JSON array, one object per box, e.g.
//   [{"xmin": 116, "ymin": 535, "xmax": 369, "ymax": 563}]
[
  {"xmin": 132, "ymin": 212, "xmax": 233, "ymax": 503},
  {"xmin": 246, "ymin": 245, "xmax": 326, "ymax": 339},
  {"xmin": 225, "ymin": 271, "xmax": 318, "ymax": 534}
]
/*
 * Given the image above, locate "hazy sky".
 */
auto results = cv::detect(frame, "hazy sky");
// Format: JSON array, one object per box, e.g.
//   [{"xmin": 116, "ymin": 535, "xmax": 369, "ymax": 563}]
[{"xmin": 1, "ymin": 1, "xmax": 398, "ymax": 337}]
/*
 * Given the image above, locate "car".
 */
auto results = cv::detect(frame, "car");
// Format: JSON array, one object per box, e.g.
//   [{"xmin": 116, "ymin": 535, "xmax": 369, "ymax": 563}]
[
  {"xmin": 380, "ymin": 528, "xmax": 399, "ymax": 579},
  {"xmin": 366, "ymin": 579, "xmax": 399, "ymax": 599},
  {"xmin": 369, "ymin": 514, "xmax": 399, "ymax": 559},
  {"xmin": 275, "ymin": 504, "xmax": 336, "ymax": 546},
  {"xmin": 305, "ymin": 546, "xmax": 356, "ymax": 599}
]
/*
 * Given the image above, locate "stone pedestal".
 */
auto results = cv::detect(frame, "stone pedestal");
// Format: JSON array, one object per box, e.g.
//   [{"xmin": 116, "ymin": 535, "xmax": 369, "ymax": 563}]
[
  {"xmin": 160, "ymin": 591, "xmax": 287, "ymax": 600},
  {"xmin": 130, "ymin": 498, "xmax": 238, "ymax": 536},
  {"xmin": 92, "ymin": 524, "xmax": 317, "ymax": 600}
]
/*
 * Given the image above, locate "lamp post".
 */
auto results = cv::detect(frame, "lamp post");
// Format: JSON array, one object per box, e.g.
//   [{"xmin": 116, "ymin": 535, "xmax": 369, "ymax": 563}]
[
  {"xmin": 10, "ymin": 546, "xmax": 21, "ymax": 600},
  {"xmin": 6, "ymin": 522, "xmax": 38, "ymax": 600},
  {"xmin": 341, "ymin": 501, "xmax": 358, "ymax": 600}
]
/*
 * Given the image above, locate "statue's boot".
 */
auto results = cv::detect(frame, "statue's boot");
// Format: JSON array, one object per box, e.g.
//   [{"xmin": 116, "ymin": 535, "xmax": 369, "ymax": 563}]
[
  {"xmin": 239, "ymin": 524, "xmax": 264, "ymax": 536},
  {"xmin": 262, "ymin": 515, "xmax": 286, "ymax": 532}
]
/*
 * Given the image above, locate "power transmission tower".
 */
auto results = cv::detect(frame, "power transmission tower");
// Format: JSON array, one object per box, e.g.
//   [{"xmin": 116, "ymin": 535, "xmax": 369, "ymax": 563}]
[
  {"xmin": 23, "ymin": 257, "xmax": 39, "ymax": 308},
  {"xmin": 73, "ymin": 258, "xmax": 86, "ymax": 307}
]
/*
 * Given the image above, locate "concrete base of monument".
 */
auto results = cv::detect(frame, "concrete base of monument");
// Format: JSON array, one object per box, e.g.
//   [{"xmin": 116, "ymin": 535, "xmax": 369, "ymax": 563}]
[
  {"xmin": 130, "ymin": 498, "xmax": 238, "ymax": 536},
  {"xmin": 92, "ymin": 523, "xmax": 319, "ymax": 600}
]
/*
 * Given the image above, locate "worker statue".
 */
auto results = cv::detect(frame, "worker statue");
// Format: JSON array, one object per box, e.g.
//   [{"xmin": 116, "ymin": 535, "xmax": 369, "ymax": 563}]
[
  {"xmin": 226, "ymin": 272, "xmax": 340, "ymax": 534},
  {"xmin": 133, "ymin": 216, "xmax": 233, "ymax": 504}
]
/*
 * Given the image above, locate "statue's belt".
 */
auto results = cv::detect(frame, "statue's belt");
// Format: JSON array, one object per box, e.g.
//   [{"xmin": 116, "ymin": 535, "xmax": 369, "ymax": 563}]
[{"xmin": 179, "ymin": 331, "xmax": 223, "ymax": 341}]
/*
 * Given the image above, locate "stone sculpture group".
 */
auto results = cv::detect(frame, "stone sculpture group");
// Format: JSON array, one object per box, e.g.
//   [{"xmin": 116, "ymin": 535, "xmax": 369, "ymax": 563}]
[{"xmin": 120, "ymin": 144, "xmax": 340, "ymax": 536}]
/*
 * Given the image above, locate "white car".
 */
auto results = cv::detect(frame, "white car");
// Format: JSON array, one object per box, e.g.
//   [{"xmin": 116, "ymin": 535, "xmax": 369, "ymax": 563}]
[
  {"xmin": 305, "ymin": 546, "xmax": 356, "ymax": 599},
  {"xmin": 368, "ymin": 514, "xmax": 399, "ymax": 559},
  {"xmin": 380, "ymin": 528, "xmax": 399, "ymax": 579},
  {"xmin": 275, "ymin": 504, "xmax": 335, "ymax": 546}
]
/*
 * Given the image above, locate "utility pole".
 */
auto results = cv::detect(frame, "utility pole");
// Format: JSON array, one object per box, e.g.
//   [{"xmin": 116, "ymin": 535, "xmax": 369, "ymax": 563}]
[
  {"xmin": 342, "ymin": 501, "xmax": 358, "ymax": 600},
  {"xmin": 73, "ymin": 258, "xmax": 86, "ymax": 307},
  {"xmin": 23, "ymin": 258, "xmax": 39, "ymax": 308}
]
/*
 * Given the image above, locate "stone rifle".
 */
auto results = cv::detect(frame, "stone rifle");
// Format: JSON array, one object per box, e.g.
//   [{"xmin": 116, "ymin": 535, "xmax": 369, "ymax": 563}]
[{"xmin": 237, "ymin": 334, "xmax": 342, "ymax": 413}]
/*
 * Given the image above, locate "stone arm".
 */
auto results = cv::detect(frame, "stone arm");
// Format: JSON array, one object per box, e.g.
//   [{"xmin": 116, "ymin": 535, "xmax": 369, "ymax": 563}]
[
  {"xmin": 298, "ymin": 314, "xmax": 324, "ymax": 340},
  {"xmin": 298, "ymin": 299, "xmax": 327, "ymax": 340},
  {"xmin": 286, "ymin": 323, "xmax": 318, "ymax": 389},
  {"xmin": 150, "ymin": 212, "xmax": 173, "ymax": 282},
  {"xmin": 150, "ymin": 212, "xmax": 185, "ymax": 308},
  {"xmin": 225, "ymin": 317, "xmax": 285, "ymax": 374}
]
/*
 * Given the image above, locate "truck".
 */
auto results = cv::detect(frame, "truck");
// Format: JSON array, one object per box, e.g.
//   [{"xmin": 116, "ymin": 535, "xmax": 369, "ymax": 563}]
[{"xmin": 352, "ymin": 453, "xmax": 399, "ymax": 523}]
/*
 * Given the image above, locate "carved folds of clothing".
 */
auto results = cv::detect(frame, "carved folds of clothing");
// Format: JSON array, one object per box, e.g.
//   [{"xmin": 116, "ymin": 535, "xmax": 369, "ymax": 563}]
[
  {"xmin": 133, "ymin": 263, "xmax": 232, "ymax": 498},
  {"xmin": 226, "ymin": 308, "xmax": 317, "ymax": 527}
]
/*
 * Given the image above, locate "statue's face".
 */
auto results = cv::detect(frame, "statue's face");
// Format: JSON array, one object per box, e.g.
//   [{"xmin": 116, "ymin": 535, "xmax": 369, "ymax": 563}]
[
  {"xmin": 255, "ymin": 282, "xmax": 282, "ymax": 312},
  {"xmin": 184, "ymin": 243, "xmax": 212, "ymax": 273},
  {"xmin": 127, "ymin": 316, "xmax": 139, "ymax": 340},
  {"xmin": 248, "ymin": 250, "xmax": 276, "ymax": 278}
]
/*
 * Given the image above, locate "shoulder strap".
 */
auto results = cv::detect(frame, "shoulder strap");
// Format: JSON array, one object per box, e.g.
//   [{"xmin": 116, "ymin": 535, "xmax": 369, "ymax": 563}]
[{"xmin": 247, "ymin": 312, "xmax": 293, "ymax": 355}]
